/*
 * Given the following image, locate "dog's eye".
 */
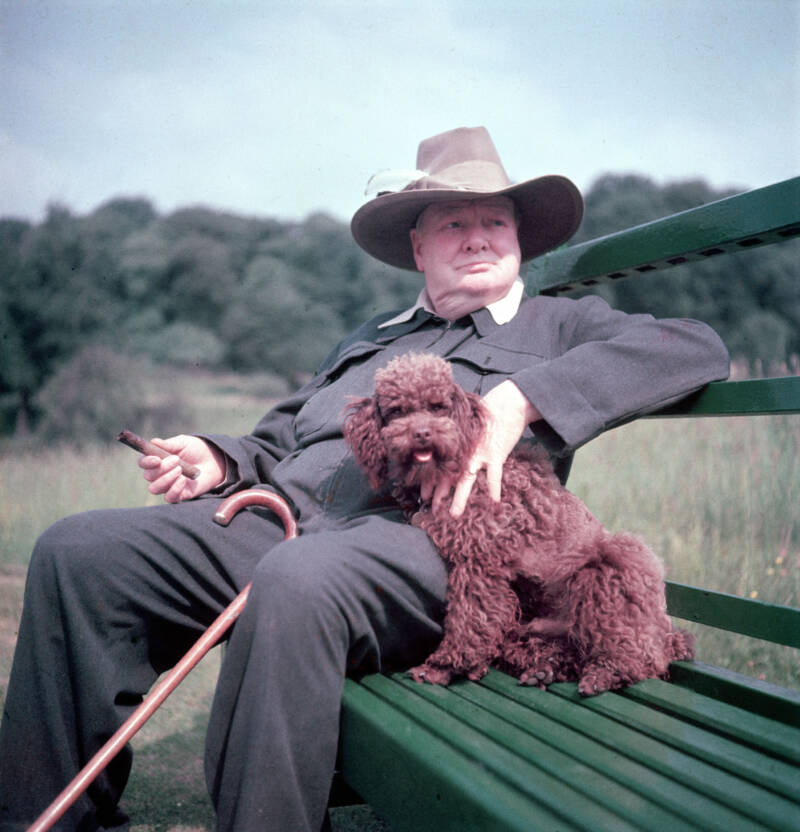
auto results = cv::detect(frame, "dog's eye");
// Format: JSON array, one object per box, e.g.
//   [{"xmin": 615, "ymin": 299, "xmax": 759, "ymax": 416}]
[
  {"xmin": 428, "ymin": 402, "xmax": 446, "ymax": 413},
  {"xmin": 382, "ymin": 406, "xmax": 403, "ymax": 422}
]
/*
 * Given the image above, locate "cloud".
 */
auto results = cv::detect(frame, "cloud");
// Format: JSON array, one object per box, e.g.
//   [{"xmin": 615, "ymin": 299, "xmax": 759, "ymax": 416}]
[{"xmin": 1, "ymin": 1, "xmax": 797, "ymax": 223}]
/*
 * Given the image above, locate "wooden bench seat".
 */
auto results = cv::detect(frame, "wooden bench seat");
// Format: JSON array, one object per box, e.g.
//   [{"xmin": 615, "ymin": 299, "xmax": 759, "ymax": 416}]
[{"xmin": 339, "ymin": 664, "xmax": 799, "ymax": 831}]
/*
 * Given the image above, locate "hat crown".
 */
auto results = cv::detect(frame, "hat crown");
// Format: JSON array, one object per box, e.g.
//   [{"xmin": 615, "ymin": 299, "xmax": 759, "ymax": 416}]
[
  {"xmin": 413, "ymin": 127, "xmax": 511, "ymax": 193},
  {"xmin": 416, "ymin": 126, "xmax": 503, "ymax": 173}
]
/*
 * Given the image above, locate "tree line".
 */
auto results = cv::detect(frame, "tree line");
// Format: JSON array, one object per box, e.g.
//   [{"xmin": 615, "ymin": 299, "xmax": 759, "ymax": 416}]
[{"xmin": 1, "ymin": 173, "xmax": 797, "ymax": 439}]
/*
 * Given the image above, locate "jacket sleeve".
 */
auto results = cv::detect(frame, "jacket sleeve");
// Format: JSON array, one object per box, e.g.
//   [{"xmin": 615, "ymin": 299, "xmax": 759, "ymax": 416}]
[{"xmin": 510, "ymin": 295, "xmax": 730, "ymax": 454}]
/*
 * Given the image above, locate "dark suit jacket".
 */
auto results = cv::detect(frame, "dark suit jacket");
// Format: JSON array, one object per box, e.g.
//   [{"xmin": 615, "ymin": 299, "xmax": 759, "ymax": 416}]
[{"xmin": 204, "ymin": 293, "xmax": 729, "ymax": 532}]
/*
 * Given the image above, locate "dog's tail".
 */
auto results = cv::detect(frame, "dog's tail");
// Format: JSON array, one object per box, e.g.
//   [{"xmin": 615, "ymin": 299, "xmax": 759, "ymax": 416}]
[{"xmin": 666, "ymin": 627, "xmax": 695, "ymax": 662}]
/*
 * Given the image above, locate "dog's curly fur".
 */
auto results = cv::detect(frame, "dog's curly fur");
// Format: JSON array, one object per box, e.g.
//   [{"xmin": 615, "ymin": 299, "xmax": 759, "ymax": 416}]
[{"xmin": 344, "ymin": 352, "xmax": 694, "ymax": 695}]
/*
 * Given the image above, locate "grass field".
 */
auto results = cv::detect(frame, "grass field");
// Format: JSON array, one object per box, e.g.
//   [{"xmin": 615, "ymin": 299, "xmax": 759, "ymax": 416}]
[{"xmin": 1, "ymin": 367, "xmax": 797, "ymax": 830}]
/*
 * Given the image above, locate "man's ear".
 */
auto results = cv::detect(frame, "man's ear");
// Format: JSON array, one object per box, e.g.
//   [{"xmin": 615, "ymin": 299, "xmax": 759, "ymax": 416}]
[{"xmin": 409, "ymin": 228, "xmax": 425, "ymax": 272}]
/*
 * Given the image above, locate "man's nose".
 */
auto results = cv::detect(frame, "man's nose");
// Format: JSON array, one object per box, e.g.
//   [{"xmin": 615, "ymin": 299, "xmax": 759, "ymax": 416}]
[{"xmin": 463, "ymin": 226, "xmax": 489, "ymax": 251}]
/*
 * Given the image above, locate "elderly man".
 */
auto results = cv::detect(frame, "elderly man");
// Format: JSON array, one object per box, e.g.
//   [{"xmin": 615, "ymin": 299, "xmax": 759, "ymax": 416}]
[{"xmin": 0, "ymin": 127, "xmax": 729, "ymax": 831}]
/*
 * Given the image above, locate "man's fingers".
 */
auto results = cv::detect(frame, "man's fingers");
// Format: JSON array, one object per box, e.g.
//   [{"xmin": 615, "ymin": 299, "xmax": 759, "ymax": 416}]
[
  {"xmin": 150, "ymin": 436, "xmax": 183, "ymax": 454},
  {"xmin": 440, "ymin": 380, "xmax": 538, "ymax": 518},
  {"xmin": 485, "ymin": 459, "xmax": 503, "ymax": 502},
  {"xmin": 148, "ymin": 465, "xmax": 181, "ymax": 496},
  {"xmin": 164, "ymin": 475, "xmax": 191, "ymax": 504},
  {"xmin": 449, "ymin": 469, "xmax": 478, "ymax": 517}
]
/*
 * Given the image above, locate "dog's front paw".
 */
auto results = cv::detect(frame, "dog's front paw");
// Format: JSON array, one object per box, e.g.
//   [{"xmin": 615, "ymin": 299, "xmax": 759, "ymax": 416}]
[
  {"xmin": 578, "ymin": 666, "xmax": 619, "ymax": 697},
  {"xmin": 466, "ymin": 663, "xmax": 489, "ymax": 682},
  {"xmin": 518, "ymin": 667, "xmax": 555, "ymax": 689},
  {"xmin": 408, "ymin": 663, "xmax": 454, "ymax": 685}
]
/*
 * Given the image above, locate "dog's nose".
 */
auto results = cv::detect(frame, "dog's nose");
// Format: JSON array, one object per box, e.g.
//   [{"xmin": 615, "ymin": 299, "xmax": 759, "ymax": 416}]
[{"xmin": 414, "ymin": 427, "xmax": 431, "ymax": 442}]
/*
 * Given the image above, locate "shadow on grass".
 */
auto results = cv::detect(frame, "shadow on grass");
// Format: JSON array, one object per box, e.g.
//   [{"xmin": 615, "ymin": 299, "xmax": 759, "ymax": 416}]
[{"xmin": 125, "ymin": 710, "xmax": 215, "ymax": 831}]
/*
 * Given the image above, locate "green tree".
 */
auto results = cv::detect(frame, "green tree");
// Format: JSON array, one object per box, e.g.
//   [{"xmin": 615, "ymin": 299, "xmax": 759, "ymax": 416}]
[
  {"xmin": 4, "ymin": 204, "xmax": 128, "ymax": 426},
  {"xmin": 221, "ymin": 255, "xmax": 347, "ymax": 380},
  {"xmin": 32, "ymin": 344, "xmax": 191, "ymax": 445}
]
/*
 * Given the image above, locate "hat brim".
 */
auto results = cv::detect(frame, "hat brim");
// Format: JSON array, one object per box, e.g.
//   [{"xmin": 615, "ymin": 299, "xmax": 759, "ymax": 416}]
[{"xmin": 350, "ymin": 174, "xmax": 584, "ymax": 271}]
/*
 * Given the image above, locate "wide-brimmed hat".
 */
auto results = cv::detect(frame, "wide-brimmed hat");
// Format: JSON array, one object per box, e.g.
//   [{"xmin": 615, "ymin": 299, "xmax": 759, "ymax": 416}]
[{"xmin": 350, "ymin": 126, "xmax": 584, "ymax": 271}]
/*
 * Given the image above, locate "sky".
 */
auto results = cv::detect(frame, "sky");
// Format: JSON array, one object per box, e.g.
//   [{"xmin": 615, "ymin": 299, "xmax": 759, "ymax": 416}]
[{"xmin": 1, "ymin": 0, "xmax": 798, "ymax": 226}]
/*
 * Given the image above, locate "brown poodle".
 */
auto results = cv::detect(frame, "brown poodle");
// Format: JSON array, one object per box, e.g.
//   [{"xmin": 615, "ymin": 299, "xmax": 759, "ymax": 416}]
[{"xmin": 344, "ymin": 352, "xmax": 693, "ymax": 695}]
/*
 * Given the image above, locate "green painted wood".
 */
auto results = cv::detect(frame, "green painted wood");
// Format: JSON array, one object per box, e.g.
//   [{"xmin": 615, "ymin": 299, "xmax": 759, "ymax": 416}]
[
  {"xmin": 653, "ymin": 377, "xmax": 800, "ymax": 417},
  {"xmin": 575, "ymin": 679, "xmax": 800, "ymax": 795},
  {"xmin": 339, "ymin": 678, "xmax": 572, "ymax": 832},
  {"xmin": 622, "ymin": 678, "xmax": 800, "ymax": 769},
  {"xmin": 360, "ymin": 674, "xmax": 636, "ymax": 832},
  {"xmin": 546, "ymin": 682, "xmax": 800, "ymax": 831},
  {"xmin": 666, "ymin": 582, "xmax": 800, "ymax": 647},
  {"xmin": 528, "ymin": 176, "xmax": 800, "ymax": 295},
  {"xmin": 340, "ymin": 667, "xmax": 800, "ymax": 829},
  {"xmin": 668, "ymin": 660, "xmax": 800, "ymax": 726},
  {"xmin": 389, "ymin": 674, "xmax": 692, "ymax": 832},
  {"xmin": 450, "ymin": 678, "xmax": 716, "ymax": 831},
  {"xmin": 481, "ymin": 672, "xmax": 774, "ymax": 832}
]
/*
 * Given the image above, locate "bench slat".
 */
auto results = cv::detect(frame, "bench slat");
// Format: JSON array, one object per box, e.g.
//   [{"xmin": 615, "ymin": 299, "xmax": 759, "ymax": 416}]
[
  {"xmin": 340, "ymin": 678, "xmax": 572, "ymax": 832},
  {"xmin": 598, "ymin": 680, "xmax": 799, "ymax": 793},
  {"xmin": 622, "ymin": 678, "xmax": 800, "ymax": 769},
  {"xmin": 528, "ymin": 176, "xmax": 800, "ymax": 294},
  {"xmin": 449, "ymin": 677, "xmax": 719, "ymax": 831},
  {"xmin": 389, "ymin": 674, "xmax": 693, "ymax": 832},
  {"xmin": 669, "ymin": 660, "xmax": 800, "ymax": 726},
  {"xmin": 666, "ymin": 581, "xmax": 800, "ymax": 647},
  {"xmin": 547, "ymin": 683, "xmax": 800, "ymax": 830},
  {"xmin": 483, "ymin": 672, "xmax": 790, "ymax": 831},
  {"xmin": 654, "ymin": 377, "xmax": 800, "ymax": 417}
]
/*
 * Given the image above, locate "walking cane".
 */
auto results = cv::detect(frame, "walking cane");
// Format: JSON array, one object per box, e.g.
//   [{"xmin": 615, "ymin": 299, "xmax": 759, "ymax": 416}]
[{"xmin": 27, "ymin": 487, "xmax": 298, "ymax": 832}]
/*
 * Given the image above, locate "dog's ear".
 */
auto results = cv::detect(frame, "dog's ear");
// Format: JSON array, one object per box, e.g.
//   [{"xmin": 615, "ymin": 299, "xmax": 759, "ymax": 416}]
[
  {"xmin": 343, "ymin": 397, "xmax": 388, "ymax": 488},
  {"xmin": 452, "ymin": 388, "xmax": 489, "ymax": 460}
]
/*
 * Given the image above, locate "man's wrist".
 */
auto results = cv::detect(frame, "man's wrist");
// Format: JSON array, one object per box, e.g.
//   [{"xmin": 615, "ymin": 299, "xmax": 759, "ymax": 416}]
[{"xmin": 508, "ymin": 380, "xmax": 542, "ymax": 424}]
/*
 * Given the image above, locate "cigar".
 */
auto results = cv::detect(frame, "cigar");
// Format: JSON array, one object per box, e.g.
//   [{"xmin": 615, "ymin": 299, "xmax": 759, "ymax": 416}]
[{"xmin": 117, "ymin": 429, "xmax": 201, "ymax": 480}]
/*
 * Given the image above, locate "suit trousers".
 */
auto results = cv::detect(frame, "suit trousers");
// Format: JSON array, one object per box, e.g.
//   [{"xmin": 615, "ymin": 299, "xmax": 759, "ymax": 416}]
[{"xmin": 0, "ymin": 497, "xmax": 448, "ymax": 831}]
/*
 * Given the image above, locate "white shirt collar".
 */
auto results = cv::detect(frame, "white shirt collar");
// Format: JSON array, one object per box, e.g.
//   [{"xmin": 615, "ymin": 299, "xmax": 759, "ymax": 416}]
[{"xmin": 378, "ymin": 276, "xmax": 524, "ymax": 329}]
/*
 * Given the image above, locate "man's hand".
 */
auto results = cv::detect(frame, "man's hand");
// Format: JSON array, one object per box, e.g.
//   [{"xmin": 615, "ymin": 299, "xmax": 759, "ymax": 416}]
[
  {"xmin": 138, "ymin": 435, "xmax": 227, "ymax": 503},
  {"xmin": 427, "ymin": 381, "xmax": 541, "ymax": 517}
]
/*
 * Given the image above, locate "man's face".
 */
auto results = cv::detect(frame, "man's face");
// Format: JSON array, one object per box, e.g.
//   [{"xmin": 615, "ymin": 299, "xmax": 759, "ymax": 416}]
[{"xmin": 409, "ymin": 197, "xmax": 522, "ymax": 320}]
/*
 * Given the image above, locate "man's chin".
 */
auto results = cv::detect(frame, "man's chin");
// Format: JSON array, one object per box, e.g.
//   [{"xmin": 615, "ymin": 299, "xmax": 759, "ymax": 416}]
[{"xmin": 432, "ymin": 275, "xmax": 514, "ymax": 318}]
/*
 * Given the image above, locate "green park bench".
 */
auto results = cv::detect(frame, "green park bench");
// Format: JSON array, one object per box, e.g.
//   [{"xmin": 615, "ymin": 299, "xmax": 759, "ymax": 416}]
[{"xmin": 332, "ymin": 176, "xmax": 800, "ymax": 831}]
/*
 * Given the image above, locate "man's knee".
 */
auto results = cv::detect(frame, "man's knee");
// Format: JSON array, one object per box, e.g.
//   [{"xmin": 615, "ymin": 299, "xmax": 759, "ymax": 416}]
[
  {"xmin": 249, "ymin": 538, "xmax": 352, "ymax": 618},
  {"xmin": 242, "ymin": 529, "xmax": 444, "ymax": 673},
  {"xmin": 30, "ymin": 512, "xmax": 98, "ymax": 579},
  {"xmin": 27, "ymin": 510, "xmax": 132, "ymax": 604}
]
